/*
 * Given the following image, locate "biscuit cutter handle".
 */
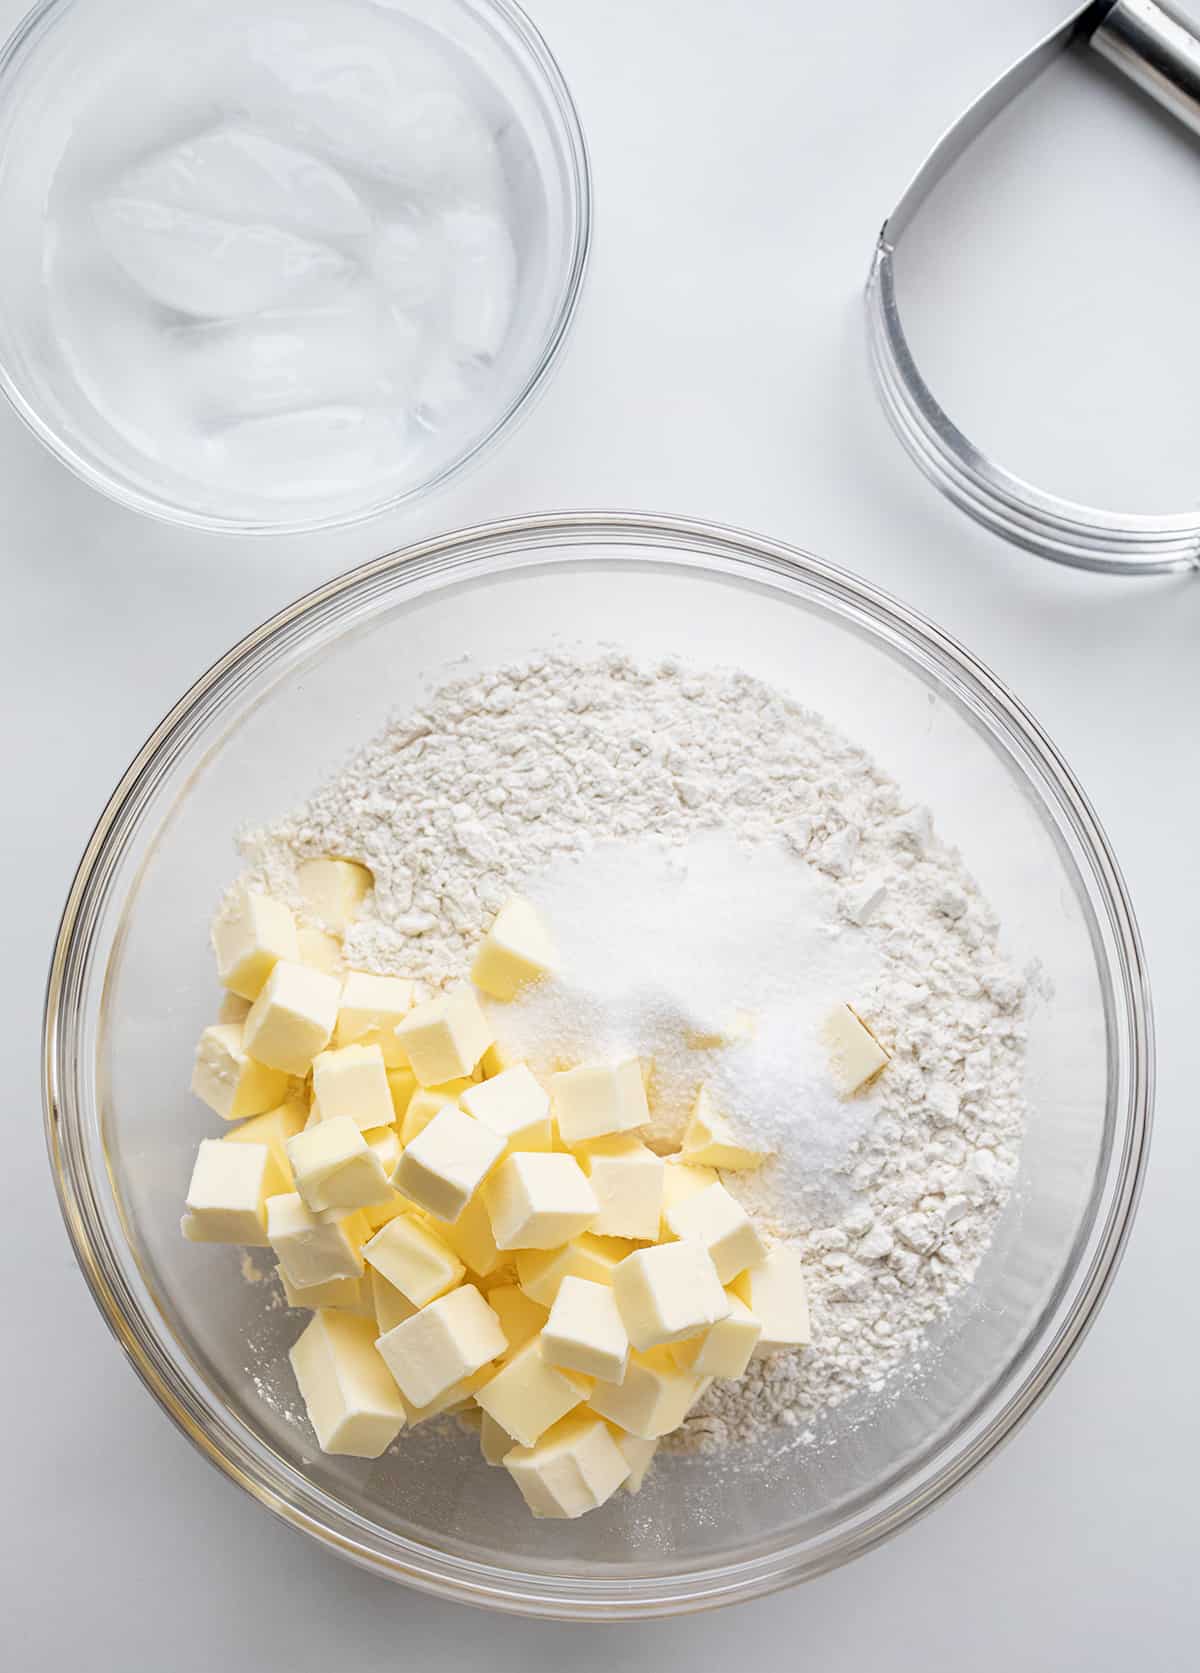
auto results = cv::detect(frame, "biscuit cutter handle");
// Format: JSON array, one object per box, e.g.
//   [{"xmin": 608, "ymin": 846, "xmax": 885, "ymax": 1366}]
[{"xmin": 1091, "ymin": 0, "xmax": 1200, "ymax": 137}]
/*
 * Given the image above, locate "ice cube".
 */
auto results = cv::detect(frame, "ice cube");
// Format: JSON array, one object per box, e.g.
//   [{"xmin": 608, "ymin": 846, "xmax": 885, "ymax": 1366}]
[
  {"xmin": 109, "ymin": 126, "xmax": 372, "ymax": 247},
  {"xmin": 95, "ymin": 197, "xmax": 356, "ymax": 318},
  {"xmin": 442, "ymin": 207, "xmax": 517, "ymax": 361},
  {"xmin": 207, "ymin": 403, "xmax": 414, "ymax": 499}
]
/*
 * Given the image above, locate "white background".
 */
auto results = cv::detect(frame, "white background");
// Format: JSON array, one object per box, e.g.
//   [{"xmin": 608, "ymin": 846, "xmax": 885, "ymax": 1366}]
[{"xmin": 3, "ymin": 0, "xmax": 1197, "ymax": 1666}]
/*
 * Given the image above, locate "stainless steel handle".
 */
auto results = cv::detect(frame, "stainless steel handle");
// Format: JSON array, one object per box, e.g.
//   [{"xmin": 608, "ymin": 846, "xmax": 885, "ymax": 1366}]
[{"xmin": 1089, "ymin": 0, "xmax": 1200, "ymax": 138}]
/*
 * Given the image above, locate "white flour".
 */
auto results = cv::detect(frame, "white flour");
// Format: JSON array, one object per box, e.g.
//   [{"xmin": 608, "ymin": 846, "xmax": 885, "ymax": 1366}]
[{"xmin": 237, "ymin": 652, "xmax": 1028, "ymax": 1449}]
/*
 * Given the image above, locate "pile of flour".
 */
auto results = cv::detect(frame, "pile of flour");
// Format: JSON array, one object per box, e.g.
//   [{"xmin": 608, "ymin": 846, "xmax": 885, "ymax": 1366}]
[{"xmin": 237, "ymin": 652, "xmax": 1028, "ymax": 1450}]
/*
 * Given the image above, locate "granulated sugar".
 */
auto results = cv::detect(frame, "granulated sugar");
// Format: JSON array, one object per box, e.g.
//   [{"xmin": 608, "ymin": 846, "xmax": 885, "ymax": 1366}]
[{"xmin": 236, "ymin": 652, "xmax": 1028, "ymax": 1450}]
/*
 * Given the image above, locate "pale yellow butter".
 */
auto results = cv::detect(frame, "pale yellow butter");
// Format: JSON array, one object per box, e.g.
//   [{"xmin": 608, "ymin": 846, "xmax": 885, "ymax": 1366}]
[
  {"xmin": 386, "ymin": 1066, "xmax": 418, "ymax": 1124},
  {"xmin": 430, "ymin": 1193, "xmax": 504, "ymax": 1278},
  {"xmin": 613, "ymin": 1429, "xmax": 658, "ymax": 1493},
  {"xmin": 670, "ymin": 1292, "xmax": 762, "ymax": 1378},
  {"xmin": 243, "ymin": 961, "xmax": 341, "ymax": 1076},
  {"xmin": 279, "ymin": 1269, "xmax": 372, "ymax": 1313},
  {"xmin": 680, "ymin": 1087, "xmax": 765, "ymax": 1171},
  {"xmin": 213, "ymin": 887, "xmax": 299, "ymax": 1001},
  {"xmin": 374, "ymin": 1284, "xmax": 505, "ymax": 1410},
  {"xmin": 217, "ymin": 991, "xmax": 251, "ymax": 1025},
  {"xmin": 612, "ymin": 1240, "xmax": 731, "ymax": 1351},
  {"xmin": 296, "ymin": 857, "xmax": 373, "ymax": 933},
  {"xmin": 587, "ymin": 1346, "xmax": 705, "ymax": 1439},
  {"xmin": 289, "ymin": 1309, "xmax": 405, "ymax": 1458},
  {"xmin": 664, "ymin": 1179, "xmax": 766, "ymax": 1283},
  {"xmin": 311, "ymin": 1041, "xmax": 394, "ymax": 1131},
  {"xmin": 483, "ymin": 1152, "xmax": 598, "ymax": 1251},
  {"xmin": 223, "ymin": 1097, "xmax": 306, "ymax": 1194},
  {"xmin": 460, "ymin": 1064, "xmax": 552, "ymax": 1154},
  {"xmin": 181, "ymin": 1138, "xmax": 274, "ymax": 1246},
  {"xmin": 503, "ymin": 1412, "xmax": 630, "ymax": 1519},
  {"xmin": 286, "ymin": 1116, "xmax": 391, "ymax": 1217},
  {"xmin": 659, "ymin": 1158, "xmax": 718, "ymax": 1236},
  {"xmin": 362, "ymin": 1211, "xmax": 463, "ymax": 1307},
  {"xmin": 297, "ymin": 925, "xmax": 343, "ymax": 976},
  {"xmin": 542, "ymin": 1276, "xmax": 630, "ymax": 1383},
  {"xmin": 486, "ymin": 1282, "xmax": 548, "ymax": 1356},
  {"xmin": 480, "ymin": 1411, "xmax": 512, "ymax": 1466},
  {"xmin": 514, "ymin": 1233, "xmax": 633, "ymax": 1307},
  {"xmin": 732, "ymin": 1246, "xmax": 811, "ymax": 1355},
  {"xmin": 822, "ymin": 1003, "xmax": 889, "ymax": 1094},
  {"xmin": 368, "ymin": 1265, "xmax": 418, "ymax": 1333},
  {"xmin": 395, "ymin": 985, "xmax": 493, "ymax": 1086},
  {"xmin": 470, "ymin": 896, "xmax": 556, "ymax": 1000},
  {"xmin": 392, "ymin": 1104, "xmax": 504, "ymax": 1223},
  {"xmin": 550, "ymin": 1058, "xmax": 649, "ymax": 1145},
  {"xmin": 399, "ymin": 1080, "xmax": 471, "ymax": 1145},
  {"xmin": 575, "ymin": 1132, "xmax": 663, "ymax": 1240},
  {"xmin": 266, "ymin": 1192, "xmax": 367, "ymax": 1289},
  {"xmin": 335, "ymin": 970, "xmax": 415, "ymax": 1066},
  {"xmin": 475, "ymin": 1337, "xmax": 592, "ymax": 1448},
  {"xmin": 191, "ymin": 1022, "xmax": 289, "ymax": 1122}
]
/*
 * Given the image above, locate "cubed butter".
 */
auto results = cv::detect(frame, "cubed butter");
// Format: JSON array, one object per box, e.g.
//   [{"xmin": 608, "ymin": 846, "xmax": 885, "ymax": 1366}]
[
  {"xmin": 217, "ymin": 991, "xmax": 251, "ymax": 1024},
  {"xmin": 181, "ymin": 1138, "xmax": 274, "ymax": 1245},
  {"xmin": 664, "ymin": 1179, "xmax": 766, "ymax": 1282},
  {"xmin": 361, "ymin": 1192, "xmax": 407, "ymax": 1234},
  {"xmin": 399, "ymin": 1080, "xmax": 471, "ymax": 1145},
  {"xmin": 243, "ymin": 961, "xmax": 341, "ymax": 1076},
  {"xmin": 336, "ymin": 970, "xmax": 415, "ymax": 1066},
  {"xmin": 613, "ymin": 1429, "xmax": 658, "ymax": 1493},
  {"xmin": 480, "ymin": 1411, "xmax": 512, "ymax": 1466},
  {"xmin": 470, "ymin": 896, "xmax": 556, "ymax": 1000},
  {"xmin": 266, "ymin": 1192, "xmax": 368, "ymax": 1289},
  {"xmin": 480, "ymin": 1039, "xmax": 520, "ymax": 1079},
  {"xmin": 612, "ymin": 1241, "xmax": 731, "ymax": 1351},
  {"xmin": 483, "ymin": 1152, "xmax": 598, "ymax": 1251},
  {"xmin": 475, "ymin": 1337, "xmax": 592, "ymax": 1447},
  {"xmin": 731, "ymin": 1246, "xmax": 811, "ymax": 1355},
  {"xmin": 363, "ymin": 1211, "xmax": 464, "ymax": 1307},
  {"xmin": 374, "ymin": 1284, "xmax": 505, "ymax": 1410},
  {"xmin": 514, "ymin": 1233, "xmax": 633, "ymax": 1307},
  {"xmin": 392, "ymin": 1104, "xmax": 504, "ymax": 1223},
  {"xmin": 587, "ymin": 1346, "xmax": 705, "ymax": 1439},
  {"xmin": 405, "ymin": 1364, "xmax": 496, "ymax": 1427},
  {"xmin": 460, "ymin": 1064, "xmax": 552, "ymax": 1154},
  {"xmin": 659, "ymin": 1158, "xmax": 718, "ymax": 1236},
  {"xmin": 296, "ymin": 857, "xmax": 373, "ymax": 933},
  {"xmin": 366, "ymin": 1126, "xmax": 401, "ymax": 1177},
  {"xmin": 280, "ymin": 1269, "xmax": 371, "ymax": 1312},
  {"xmin": 191, "ymin": 1023, "xmax": 289, "ymax": 1122},
  {"xmin": 387, "ymin": 1067, "xmax": 418, "ymax": 1123},
  {"xmin": 289, "ymin": 1309, "xmax": 406, "ymax": 1458},
  {"xmin": 430, "ymin": 1192, "xmax": 504, "ymax": 1278},
  {"xmin": 670, "ymin": 1293, "xmax": 762, "ymax": 1378},
  {"xmin": 286, "ymin": 1116, "xmax": 391, "ymax": 1217},
  {"xmin": 486, "ymin": 1282, "xmax": 549, "ymax": 1356},
  {"xmin": 297, "ymin": 925, "xmax": 343, "ymax": 976},
  {"xmin": 369, "ymin": 1265, "xmax": 418, "ymax": 1333},
  {"xmin": 680, "ymin": 1087, "xmax": 766, "ymax": 1171},
  {"xmin": 222, "ymin": 1097, "xmax": 306, "ymax": 1194},
  {"xmin": 542, "ymin": 1277, "xmax": 630, "ymax": 1383},
  {"xmin": 551, "ymin": 1059, "xmax": 649, "ymax": 1144},
  {"xmin": 212, "ymin": 887, "xmax": 299, "ymax": 1001},
  {"xmin": 394, "ymin": 985, "xmax": 493, "ymax": 1085},
  {"xmin": 311, "ymin": 1042, "xmax": 394, "ymax": 1131},
  {"xmin": 575, "ymin": 1133, "xmax": 663, "ymax": 1240},
  {"xmin": 503, "ymin": 1412, "xmax": 630, "ymax": 1519},
  {"xmin": 822, "ymin": 1004, "xmax": 890, "ymax": 1094}
]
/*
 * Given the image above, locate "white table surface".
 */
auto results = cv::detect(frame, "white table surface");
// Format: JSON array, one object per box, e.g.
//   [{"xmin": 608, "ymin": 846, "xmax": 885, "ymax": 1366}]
[{"xmin": 4, "ymin": 0, "xmax": 1197, "ymax": 1666}]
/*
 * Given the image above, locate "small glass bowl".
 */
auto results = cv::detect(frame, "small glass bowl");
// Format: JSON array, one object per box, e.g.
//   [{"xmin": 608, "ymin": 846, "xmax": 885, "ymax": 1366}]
[
  {"xmin": 0, "ymin": 0, "xmax": 590, "ymax": 533},
  {"xmin": 44, "ymin": 514, "xmax": 1151, "ymax": 1616}
]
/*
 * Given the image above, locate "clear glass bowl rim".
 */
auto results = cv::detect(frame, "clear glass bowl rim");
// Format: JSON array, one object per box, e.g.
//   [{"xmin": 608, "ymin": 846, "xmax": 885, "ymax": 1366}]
[
  {"xmin": 0, "ymin": 0, "xmax": 592, "ymax": 535},
  {"xmin": 43, "ymin": 511, "xmax": 1153, "ymax": 1616}
]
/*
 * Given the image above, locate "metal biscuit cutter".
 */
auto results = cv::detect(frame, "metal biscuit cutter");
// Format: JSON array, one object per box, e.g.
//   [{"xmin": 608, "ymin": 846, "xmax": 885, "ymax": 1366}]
[{"xmin": 866, "ymin": 0, "xmax": 1200, "ymax": 575}]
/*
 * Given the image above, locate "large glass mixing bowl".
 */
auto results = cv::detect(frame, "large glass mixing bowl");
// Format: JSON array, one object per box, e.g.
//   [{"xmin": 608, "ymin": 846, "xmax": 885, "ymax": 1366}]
[{"xmin": 44, "ymin": 514, "xmax": 1151, "ymax": 1616}]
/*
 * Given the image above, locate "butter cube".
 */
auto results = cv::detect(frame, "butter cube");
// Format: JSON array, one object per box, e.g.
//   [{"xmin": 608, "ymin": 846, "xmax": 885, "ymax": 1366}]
[
  {"xmin": 732, "ymin": 1247, "xmax": 811, "ymax": 1355},
  {"xmin": 336, "ymin": 970, "xmax": 415, "ymax": 1066},
  {"xmin": 470, "ymin": 896, "xmax": 556, "ymax": 1000},
  {"xmin": 297, "ymin": 925, "xmax": 343, "ymax": 976},
  {"xmin": 480, "ymin": 1411, "xmax": 513, "ymax": 1466},
  {"xmin": 395, "ymin": 985, "xmax": 493, "ymax": 1085},
  {"xmin": 486, "ymin": 1282, "xmax": 548, "ymax": 1356},
  {"xmin": 191, "ymin": 1023, "xmax": 289, "ymax": 1122},
  {"xmin": 392, "ymin": 1104, "xmax": 504, "ymax": 1223},
  {"xmin": 551, "ymin": 1059, "xmax": 649, "ymax": 1144},
  {"xmin": 386, "ymin": 1067, "xmax": 418, "ymax": 1124},
  {"xmin": 289, "ymin": 1309, "xmax": 406, "ymax": 1458},
  {"xmin": 361, "ymin": 1193, "xmax": 407, "ymax": 1234},
  {"xmin": 296, "ymin": 857, "xmax": 373, "ymax": 932},
  {"xmin": 243, "ymin": 961, "xmax": 340, "ymax": 1076},
  {"xmin": 399, "ymin": 1080, "xmax": 471, "ymax": 1145},
  {"xmin": 612, "ymin": 1241, "xmax": 731, "ymax": 1351},
  {"xmin": 363, "ymin": 1211, "xmax": 463, "ymax": 1307},
  {"xmin": 576, "ymin": 1133, "xmax": 663, "ymax": 1240},
  {"xmin": 286, "ymin": 1116, "xmax": 391, "ymax": 1217},
  {"xmin": 181, "ymin": 1138, "xmax": 273, "ymax": 1245},
  {"xmin": 369, "ymin": 1265, "xmax": 418, "ymax": 1333},
  {"xmin": 503, "ymin": 1412, "xmax": 629, "ymax": 1519},
  {"xmin": 405, "ymin": 1364, "xmax": 496, "ymax": 1427},
  {"xmin": 480, "ymin": 1039, "xmax": 520, "ymax": 1079},
  {"xmin": 374, "ymin": 1284, "xmax": 505, "ymax": 1409},
  {"xmin": 613, "ymin": 1430, "xmax": 658, "ymax": 1493},
  {"xmin": 475, "ymin": 1338, "xmax": 592, "ymax": 1447},
  {"xmin": 542, "ymin": 1277, "xmax": 629, "ymax": 1383},
  {"xmin": 266, "ymin": 1193, "xmax": 367, "ymax": 1288},
  {"xmin": 587, "ymin": 1346, "xmax": 705, "ymax": 1439},
  {"xmin": 670, "ymin": 1293, "xmax": 761, "ymax": 1378},
  {"xmin": 680, "ymin": 1087, "xmax": 765, "ymax": 1171},
  {"xmin": 823, "ymin": 1004, "xmax": 889, "ymax": 1094},
  {"xmin": 280, "ymin": 1269, "xmax": 371, "ymax": 1313},
  {"xmin": 366, "ymin": 1126, "xmax": 401, "ymax": 1177},
  {"xmin": 311, "ymin": 1042, "xmax": 394, "ymax": 1131},
  {"xmin": 515, "ymin": 1233, "xmax": 633, "ymax": 1306},
  {"xmin": 483, "ymin": 1152, "xmax": 598, "ymax": 1250},
  {"xmin": 213, "ymin": 887, "xmax": 299, "ymax": 1000},
  {"xmin": 460, "ymin": 1065, "xmax": 552, "ymax": 1154},
  {"xmin": 217, "ymin": 991, "xmax": 251, "ymax": 1024},
  {"xmin": 431, "ymin": 1193, "xmax": 503, "ymax": 1278},
  {"xmin": 659, "ymin": 1158, "xmax": 718, "ymax": 1236},
  {"xmin": 664, "ymin": 1180, "xmax": 766, "ymax": 1282},
  {"xmin": 222, "ymin": 1097, "xmax": 306, "ymax": 1193}
]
